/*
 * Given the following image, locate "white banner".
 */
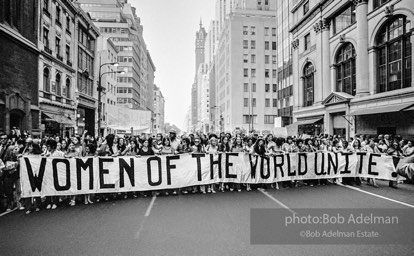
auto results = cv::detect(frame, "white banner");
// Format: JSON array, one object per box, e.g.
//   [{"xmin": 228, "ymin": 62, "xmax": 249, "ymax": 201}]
[{"xmin": 19, "ymin": 153, "xmax": 398, "ymax": 197}]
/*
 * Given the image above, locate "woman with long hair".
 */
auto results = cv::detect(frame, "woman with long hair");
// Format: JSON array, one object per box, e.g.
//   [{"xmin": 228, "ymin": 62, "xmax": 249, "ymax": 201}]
[
  {"xmin": 191, "ymin": 137, "xmax": 206, "ymax": 193},
  {"xmin": 205, "ymin": 135, "xmax": 220, "ymax": 193}
]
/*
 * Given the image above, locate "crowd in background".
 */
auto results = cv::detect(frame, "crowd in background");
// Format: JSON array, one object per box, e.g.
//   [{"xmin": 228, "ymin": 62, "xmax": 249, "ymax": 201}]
[{"xmin": 0, "ymin": 126, "xmax": 413, "ymax": 215}]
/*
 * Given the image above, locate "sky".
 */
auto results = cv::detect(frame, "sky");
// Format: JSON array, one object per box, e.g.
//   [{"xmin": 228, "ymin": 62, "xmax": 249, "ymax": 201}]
[{"xmin": 131, "ymin": 0, "xmax": 216, "ymax": 130}]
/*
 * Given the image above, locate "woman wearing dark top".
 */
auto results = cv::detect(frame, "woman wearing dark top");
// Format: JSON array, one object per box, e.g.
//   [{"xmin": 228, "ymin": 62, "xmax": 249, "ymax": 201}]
[
  {"xmin": 253, "ymin": 138, "xmax": 267, "ymax": 190},
  {"xmin": 138, "ymin": 138, "xmax": 155, "ymax": 197}
]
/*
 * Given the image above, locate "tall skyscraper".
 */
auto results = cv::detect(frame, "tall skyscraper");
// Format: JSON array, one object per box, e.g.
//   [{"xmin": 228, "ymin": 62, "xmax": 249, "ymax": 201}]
[
  {"xmin": 215, "ymin": 0, "xmax": 279, "ymax": 132},
  {"xmin": 191, "ymin": 21, "xmax": 207, "ymax": 132}
]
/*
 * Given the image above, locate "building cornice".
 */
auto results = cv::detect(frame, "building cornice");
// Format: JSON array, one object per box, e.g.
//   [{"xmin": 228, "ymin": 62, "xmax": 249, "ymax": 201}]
[
  {"xmin": 289, "ymin": 0, "xmax": 334, "ymax": 34},
  {"xmin": 0, "ymin": 24, "xmax": 40, "ymax": 54}
]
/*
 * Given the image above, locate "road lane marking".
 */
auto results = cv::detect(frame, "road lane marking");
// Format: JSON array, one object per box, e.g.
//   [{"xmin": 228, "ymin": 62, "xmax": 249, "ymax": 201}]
[
  {"xmin": 337, "ymin": 183, "xmax": 414, "ymax": 208},
  {"xmin": 136, "ymin": 195, "xmax": 157, "ymax": 240},
  {"xmin": 0, "ymin": 208, "xmax": 17, "ymax": 217},
  {"xmin": 145, "ymin": 195, "xmax": 157, "ymax": 217},
  {"xmin": 259, "ymin": 189, "xmax": 296, "ymax": 214}
]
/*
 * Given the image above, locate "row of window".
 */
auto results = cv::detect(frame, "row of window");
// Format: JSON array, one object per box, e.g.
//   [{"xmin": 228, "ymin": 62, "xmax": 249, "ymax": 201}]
[
  {"xmin": 100, "ymin": 27, "xmax": 128, "ymax": 34},
  {"xmin": 243, "ymin": 98, "xmax": 278, "ymax": 108},
  {"xmin": 43, "ymin": 0, "xmax": 72, "ymax": 31},
  {"xmin": 243, "ymin": 54, "xmax": 277, "ymax": 64},
  {"xmin": 117, "ymin": 77, "xmax": 133, "ymax": 83},
  {"xmin": 302, "ymin": 16, "xmax": 412, "ymax": 107},
  {"xmin": 42, "ymin": 27, "xmax": 71, "ymax": 60},
  {"xmin": 243, "ymin": 69, "xmax": 277, "ymax": 78},
  {"xmin": 242, "ymin": 26, "xmax": 276, "ymax": 36},
  {"xmin": 43, "ymin": 68, "xmax": 71, "ymax": 98},
  {"xmin": 242, "ymin": 115, "xmax": 277, "ymax": 124},
  {"xmin": 243, "ymin": 40, "xmax": 276, "ymax": 50}
]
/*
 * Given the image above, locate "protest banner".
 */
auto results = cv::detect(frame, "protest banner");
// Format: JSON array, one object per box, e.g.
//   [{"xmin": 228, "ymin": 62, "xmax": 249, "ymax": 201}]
[{"xmin": 19, "ymin": 152, "xmax": 398, "ymax": 197}]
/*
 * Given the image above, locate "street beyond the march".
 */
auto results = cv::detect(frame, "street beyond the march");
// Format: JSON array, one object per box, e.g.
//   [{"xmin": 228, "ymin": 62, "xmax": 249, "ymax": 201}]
[{"xmin": 1, "ymin": 180, "xmax": 413, "ymax": 256}]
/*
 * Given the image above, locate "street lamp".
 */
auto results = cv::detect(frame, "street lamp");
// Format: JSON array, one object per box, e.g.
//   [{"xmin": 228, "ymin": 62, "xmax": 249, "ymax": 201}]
[{"xmin": 97, "ymin": 61, "xmax": 125, "ymax": 137}]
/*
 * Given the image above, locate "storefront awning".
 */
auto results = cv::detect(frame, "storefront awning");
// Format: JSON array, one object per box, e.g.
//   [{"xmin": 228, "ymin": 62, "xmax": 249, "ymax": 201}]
[
  {"xmin": 295, "ymin": 117, "xmax": 323, "ymax": 126},
  {"xmin": 42, "ymin": 113, "xmax": 76, "ymax": 127},
  {"xmin": 349, "ymin": 103, "xmax": 414, "ymax": 116}
]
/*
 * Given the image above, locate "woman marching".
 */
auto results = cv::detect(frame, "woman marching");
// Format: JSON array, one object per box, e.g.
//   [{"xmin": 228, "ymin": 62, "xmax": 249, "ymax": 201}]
[
  {"xmin": 177, "ymin": 137, "xmax": 194, "ymax": 194},
  {"xmin": 191, "ymin": 137, "xmax": 206, "ymax": 193},
  {"xmin": 205, "ymin": 134, "xmax": 220, "ymax": 193}
]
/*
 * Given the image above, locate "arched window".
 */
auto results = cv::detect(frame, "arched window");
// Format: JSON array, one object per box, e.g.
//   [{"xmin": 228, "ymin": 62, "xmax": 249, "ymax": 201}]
[
  {"xmin": 56, "ymin": 73, "xmax": 61, "ymax": 96},
  {"xmin": 377, "ymin": 15, "xmax": 411, "ymax": 92},
  {"xmin": 335, "ymin": 43, "xmax": 356, "ymax": 95},
  {"xmin": 66, "ymin": 78, "xmax": 71, "ymax": 98},
  {"xmin": 43, "ymin": 67, "xmax": 50, "ymax": 92},
  {"xmin": 303, "ymin": 63, "xmax": 314, "ymax": 107}
]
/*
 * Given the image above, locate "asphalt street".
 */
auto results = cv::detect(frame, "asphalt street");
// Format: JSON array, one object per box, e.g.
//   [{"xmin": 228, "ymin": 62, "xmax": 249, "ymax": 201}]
[{"xmin": 0, "ymin": 180, "xmax": 413, "ymax": 256}]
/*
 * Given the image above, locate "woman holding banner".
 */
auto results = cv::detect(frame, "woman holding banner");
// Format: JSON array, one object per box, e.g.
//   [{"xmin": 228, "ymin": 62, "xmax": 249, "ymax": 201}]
[
  {"xmin": 44, "ymin": 139, "xmax": 65, "ymax": 209},
  {"xmin": 177, "ymin": 138, "xmax": 193, "ymax": 194},
  {"xmin": 205, "ymin": 135, "xmax": 219, "ymax": 193},
  {"xmin": 192, "ymin": 137, "xmax": 206, "ymax": 193},
  {"xmin": 218, "ymin": 136, "xmax": 231, "ymax": 192}
]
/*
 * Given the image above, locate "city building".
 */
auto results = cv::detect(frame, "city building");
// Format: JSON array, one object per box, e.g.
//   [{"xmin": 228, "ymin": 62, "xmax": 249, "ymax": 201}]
[
  {"xmin": 75, "ymin": 7, "xmax": 100, "ymax": 136},
  {"xmin": 290, "ymin": 0, "xmax": 414, "ymax": 139},
  {"xmin": 0, "ymin": 0, "xmax": 40, "ymax": 135},
  {"xmin": 196, "ymin": 63, "xmax": 210, "ymax": 133},
  {"xmin": 275, "ymin": 0, "xmax": 294, "ymax": 127},
  {"xmin": 78, "ymin": 0, "xmax": 156, "ymax": 113},
  {"xmin": 38, "ymin": 0, "xmax": 79, "ymax": 137},
  {"xmin": 153, "ymin": 85, "xmax": 165, "ymax": 134},
  {"xmin": 215, "ymin": 0, "xmax": 279, "ymax": 132},
  {"xmin": 190, "ymin": 21, "xmax": 207, "ymax": 132},
  {"xmin": 95, "ymin": 36, "xmax": 119, "ymax": 136}
]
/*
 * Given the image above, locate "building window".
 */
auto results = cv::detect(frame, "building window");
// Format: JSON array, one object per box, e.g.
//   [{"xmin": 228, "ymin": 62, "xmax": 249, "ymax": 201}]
[
  {"xmin": 265, "ymin": 41, "xmax": 269, "ymax": 50},
  {"xmin": 251, "ymin": 54, "xmax": 256, "ymax": 63},
  {"xmin": 252, "ymin": 98, "xmax": 256, "ymax": 107},
  {"xmin": 303, "ymin": 1, "xmax": 309, "ymax": 15},
  {"xmin": 265, "ymin": 55, "xmax": 269, "ymax": 64},
  {"xmin": 264, "ymin": 115, "xmax": 276, "ymax": 124},
  {"xmin": 243, "ymin": 26, "xmax": 248, "ymax": 35},
  {"xmin": 244, "ymin": 83, "xmax": 248, "ymax": 92},
  {"xmin": 251, "ymin": 40, "xmax": 256, "ymax": 49},
  {"xmin": 373, "ymin": 0, "xmax": 390, "ymax": 9},
  {"xmin": 272, "ymin": 69, "xmax": 277, "ymax": 78},
  {"xmin": 252, "ymin": 83, "xmax": 256, "ymax": 92},
  {"xmin": 65, "ymin": 45, "xmax": 70, "ymax": 60},
  {"xmin": 243, "ymin": 115, "xmax": 257, "ymax": 124},
  {"xmin": 304, "ymin": 33, "xmax": 310, "ymax": 51},
  {"xmin": 264, "ymin": 27, "xmax": 269, "ymax": 36},
  {"xmin": 377, "ymin": 16, "xmax": 412, "ymax": 92},
  {"xmin": 244, "ymin": 54, "xmax": 248, "ymax": 63},
  {"xmin": 273, "ymin": 84, "xmax": 277, "ymax": 92},
  {"xmin": 273, "ymin": 99, "xmax": 277, "ymax": 107},
  {"xmin": 43, "ymin": 67, "xmax": 50, "ymax": 92},
  {"xmin": 272, "ymin": 28, "xmax": 276, "ymax": 36},
  {"xmin": 66, "ymin": 78, "xmax": 71, "ymax": 98},
  {"xmin": 272, "ymin": 55, "xmax": 276, "ymax": 64},
  {"xmin": 55, "ymin": 37, "xmax": 61, "ymax": 55},
  {"xmin": 265, "ymin": 69, "xmax": 269, "ymax": 78},
  {"xmin": 303, "ymin": 62, "xmax": 315, "ymax": 107},
  {"xmin": 265, "ymin": 84, "xmax": 270, "ymax": 92},
  {"xmin": 251, "ymin": 26, "xmax": 255, "ymax": 35},
  {"xmin": 333, "ymin": 4, "xmax": 356, "ymax": 35},
  {"xmin": 56, "ymin": 73, "xmax": 61, "ymax": 96},
  {"xmin": 43, "ymin": 28, "xmax": 49, "ymax": 48},
  {"xmin": 66, "ymin": 16, "xmax": 70, "ymax": 31},
  {"xmin": 44, "ymin": 0, "xmax": 49, "ymax": 10},
  {"xmin": 272, "ymin": 42, "xmax": 276, "ymax": 50},
  {"xmin": 265, "ymin": 98, "xmax": 270, "ymax": 107},
  {"xmin": 243, "ymin": 40, "xmax": 248, "ymax": 49},
  {"xmin": 56, "ymin": 6, "xmax": 61, "ymax": 24},
  {"xmin": 335, "ymin": 43, "xmax": 356, "ymax": 95},
  {"xmin": 244, "ymin": 68, "xmax": 248, "ymax": 77},
  {"xmin": 251, "ymin": 69, "xmax": 256, "ymax": 77},
  {"xmin": 244, "ymin": 98, "xmax": 249, "ymax": 107}
]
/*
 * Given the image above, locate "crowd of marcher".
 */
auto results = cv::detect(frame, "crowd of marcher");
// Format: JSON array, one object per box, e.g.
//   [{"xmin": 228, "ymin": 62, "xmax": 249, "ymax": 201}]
[{"xmin": 0, "ymin": 127, "xmax": 413, "ymax": 215}]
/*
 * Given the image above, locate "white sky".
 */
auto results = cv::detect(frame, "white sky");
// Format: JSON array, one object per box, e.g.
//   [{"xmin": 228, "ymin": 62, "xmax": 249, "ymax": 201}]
[{"xmin": 132, "ymin": 0, "xmax": 215, "ymax": 130}]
